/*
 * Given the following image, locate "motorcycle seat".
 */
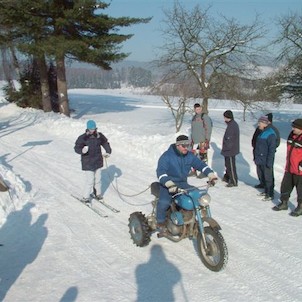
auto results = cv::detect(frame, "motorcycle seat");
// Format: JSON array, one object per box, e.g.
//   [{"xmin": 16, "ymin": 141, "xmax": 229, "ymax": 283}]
[{"xmin": 151, "ymin": 182, "xmax": 160, "ymax": 198}]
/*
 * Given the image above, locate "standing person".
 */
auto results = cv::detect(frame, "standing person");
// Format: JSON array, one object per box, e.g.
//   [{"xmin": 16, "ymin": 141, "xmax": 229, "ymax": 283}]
[
  {"xmin": 221, "ymin": 110, "xmax": 240, "ymax": 187},
  {"xmin": 272, "ymin": 119, "xmax": 302, "ymax": 216},
  {"xmin": 156, "ymin": 135, "xmax": 218, "ymax": 234},
  {"xmin": 252, "ymin": 113, "xmax": 280, "ymax": 188},
  {"xmin": 190, "ymin": 103, "xmax": 213, "ymax": 164},
  {"xmin": 74, "ymin": 120, "xmax": 112, "ymax": 203},
  {"xmin": 254, "ymin": 116, "xmax": 277, "ymax": 201}
]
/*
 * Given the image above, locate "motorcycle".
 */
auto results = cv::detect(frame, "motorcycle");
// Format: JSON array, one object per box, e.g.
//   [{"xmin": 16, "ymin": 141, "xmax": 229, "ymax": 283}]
[{"xmin": 128, "ymin": 182, "xmax": 228, "ymax": 272}]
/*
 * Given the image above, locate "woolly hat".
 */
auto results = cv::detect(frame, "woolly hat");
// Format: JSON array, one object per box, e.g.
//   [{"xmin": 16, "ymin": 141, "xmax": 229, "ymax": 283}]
[
  {"xmin": 223, "ymin": 110, "xmax": 233, "ymax": 119},
  {"xmin": 86, "ymin": 120, "xmax": 97, "ymax": 130},
  {"xmin": 292, "ymin": 119, "xmax": 302, "ymax": 130},
  {"xmin": 194, "ymin": 103, "xmax": 202, "ymax": 109},
  {"xmin": 258, "ymin": 116, "xmax": 269, "ymax": 124},
  {"xmin": 266, "ymin": 113, "xmax": 273, "ymax": 123},
  {"xmin": 176, "ymin": 135, "xmax": 191, "ymax": 145}
]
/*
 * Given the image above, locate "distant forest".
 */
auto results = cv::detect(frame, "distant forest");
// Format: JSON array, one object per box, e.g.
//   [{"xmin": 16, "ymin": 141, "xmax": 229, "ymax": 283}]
[
  {"xmin": 0, "ymin": 61, "xmax": 155, "ymax": 89},
  {"xmin": 66, "ymin": 64, "xmax": 154, "ymax": 89}
]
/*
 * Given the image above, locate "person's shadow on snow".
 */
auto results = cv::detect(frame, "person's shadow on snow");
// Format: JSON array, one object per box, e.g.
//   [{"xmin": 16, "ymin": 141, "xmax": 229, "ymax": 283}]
[
  {"xmin": 0, "ymin": 202, "xmax": 48, "ymax": 301},
  {"xmin": 101, "ymin": 164, "xmax": 122, "ymax": 196},
  {"xmin": 135, "ymin": 245, "xmax": 182, "ymax": 302}
]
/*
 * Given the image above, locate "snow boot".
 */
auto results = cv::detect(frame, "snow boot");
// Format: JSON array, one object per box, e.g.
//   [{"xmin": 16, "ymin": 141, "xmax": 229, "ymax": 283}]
[
  {"xmin": 272, "ymin": 200, "xmax": 288, "ymax": 211},
  {"xmin": 290, "ymin": 204, "xmax": 302, "ymax": 217}
]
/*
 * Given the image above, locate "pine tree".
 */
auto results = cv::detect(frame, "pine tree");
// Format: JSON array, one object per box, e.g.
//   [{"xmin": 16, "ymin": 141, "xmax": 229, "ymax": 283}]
[{"xmin": 0, "ymin": 0, "xmax": 151, "ymax": 115}]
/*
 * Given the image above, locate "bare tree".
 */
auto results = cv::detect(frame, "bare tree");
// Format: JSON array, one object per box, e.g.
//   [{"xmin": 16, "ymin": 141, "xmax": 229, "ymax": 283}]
[
  {"xmin": 273, "ymin": 12, "xmax": 302, "ymax": 103},
  {"xmin": 156, "ymin": 1, "xmax": 267, "ymax": 112},
  {"xmin": 152, "ymin": 77, "xmax": 197, "ymax": 132}
]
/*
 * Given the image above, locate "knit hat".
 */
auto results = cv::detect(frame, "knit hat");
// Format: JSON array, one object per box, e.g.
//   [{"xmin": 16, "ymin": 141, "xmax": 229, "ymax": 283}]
[
  {"xmin": 292, "ymin": 119, "xmax": 302, "ymax": 130},
  {"xmin": 258, "ymin": 116, "xmax": 269, "ymax": 124},
  {"xmin": 223, "ymin": 110, "xmax": 233, "ymax": 119},
  {"xmin": 176, "ymin": 135, "xmax": 191, "ymax": 145},
  {"xmin": 266, "ymin": 113, "xmax": 273, "ymax": 123},
  {"xmin": 86, "ymin": 120, "xmax": 97, "ymax": 130}
]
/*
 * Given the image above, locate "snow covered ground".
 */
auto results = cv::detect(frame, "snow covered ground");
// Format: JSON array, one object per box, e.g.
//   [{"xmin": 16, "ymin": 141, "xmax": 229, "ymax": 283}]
[{"xmin": 0, "ymin": 87, "xmax": 302, "ymax": 302}]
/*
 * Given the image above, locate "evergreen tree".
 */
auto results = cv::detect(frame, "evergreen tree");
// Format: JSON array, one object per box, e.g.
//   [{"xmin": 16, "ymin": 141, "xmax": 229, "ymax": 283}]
[{"xmin": 0, "ymin": 0, "xmax": 151, "ymax": 115}]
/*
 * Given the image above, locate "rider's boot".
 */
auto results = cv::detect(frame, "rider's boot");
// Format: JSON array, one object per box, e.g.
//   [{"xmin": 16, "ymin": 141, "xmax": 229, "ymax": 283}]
[{"xmin": 156, "ymin": 222, "xmax": 168, "ymax": 238}]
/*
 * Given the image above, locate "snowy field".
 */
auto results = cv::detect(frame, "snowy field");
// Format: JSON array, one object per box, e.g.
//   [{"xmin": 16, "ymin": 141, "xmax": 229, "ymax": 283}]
[{"xmin": 0, "ymin": 87, "xmax": 302, "ymax": 302}]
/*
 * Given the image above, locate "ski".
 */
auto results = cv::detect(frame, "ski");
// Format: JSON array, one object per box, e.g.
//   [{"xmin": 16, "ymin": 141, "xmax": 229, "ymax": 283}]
[
  {"xmin": 71, "ymin": 194, "xmax": 108, "ymax": 218},
  {"xmin": 92, "ymin": 197, "xmax": 120, "ymax": 213}
]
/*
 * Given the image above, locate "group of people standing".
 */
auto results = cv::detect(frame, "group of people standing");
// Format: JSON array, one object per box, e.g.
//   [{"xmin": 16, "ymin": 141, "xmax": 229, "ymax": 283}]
[
  {"xmin": 189, "ymin": 104, "xmax": 302, "ymax": 217},
  {"xmin": 73, "ymin": 105, "xmax": 302, "ymax": 227}
]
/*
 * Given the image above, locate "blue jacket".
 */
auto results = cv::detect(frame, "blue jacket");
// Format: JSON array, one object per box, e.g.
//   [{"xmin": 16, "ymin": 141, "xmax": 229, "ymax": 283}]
[
  {"xmin": 254, "ymin": 125, "xmax": 277, "ymax": 167},
  {"xmin": 156, "ymin": 144, "xmax": 213, "ymax": 187},
  {"xmin": 74, "ymin": 131, "xmax": 111, "ymax": 171},
  {"xmin": 221, "ymin": 119, "xmax": 240, "ymax": 157}
]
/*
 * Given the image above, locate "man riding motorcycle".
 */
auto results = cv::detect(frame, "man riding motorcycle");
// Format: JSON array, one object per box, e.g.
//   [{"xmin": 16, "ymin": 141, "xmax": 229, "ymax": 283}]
[{"xmin": 156, "ymin": 135, "xmax": 218, "ymax": 235}]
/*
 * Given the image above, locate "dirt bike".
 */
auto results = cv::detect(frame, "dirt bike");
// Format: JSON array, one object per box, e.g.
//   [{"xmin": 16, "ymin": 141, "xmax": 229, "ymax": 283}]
[{"xmin": 128, "ymin": 182, "xmax": 228, "ymax": 272}]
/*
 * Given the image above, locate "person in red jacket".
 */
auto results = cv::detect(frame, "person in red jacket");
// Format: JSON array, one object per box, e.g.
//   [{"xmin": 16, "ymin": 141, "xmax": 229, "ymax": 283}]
[{"xmin": 272, "ymin": 119, "xmax": 302, "ymax": 216}]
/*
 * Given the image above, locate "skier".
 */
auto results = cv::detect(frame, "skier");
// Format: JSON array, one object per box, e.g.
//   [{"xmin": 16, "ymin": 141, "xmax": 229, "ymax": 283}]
[{"xmin": 74, "ymin": 120, "xmax": 111, "ymax": 203}]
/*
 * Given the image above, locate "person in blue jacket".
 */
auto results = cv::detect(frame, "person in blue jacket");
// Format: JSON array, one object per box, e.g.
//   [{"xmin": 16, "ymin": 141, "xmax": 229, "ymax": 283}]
[
  {"xmin": 156, "ymin": 135, "xmax": 217, "ymax": 234},
  {"xmin": 254, "ymin": 116, "xmax": 277, "ymax": 201},
  {"xmin": 74, "ymin": 120, "xmax": 112, "ymax": 203}
]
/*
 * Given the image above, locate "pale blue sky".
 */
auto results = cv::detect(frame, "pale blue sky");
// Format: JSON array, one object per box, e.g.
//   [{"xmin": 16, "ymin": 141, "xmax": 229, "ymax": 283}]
[{"xmin": 106, "ymin": 0, "xmax": 302, "ymax": 62}]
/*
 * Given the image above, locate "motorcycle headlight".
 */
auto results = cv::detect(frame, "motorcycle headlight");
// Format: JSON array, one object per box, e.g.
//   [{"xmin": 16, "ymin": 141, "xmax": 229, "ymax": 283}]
[{"xmin": 198, "ymin": 193, "xmax": 211, "ymax": 206}]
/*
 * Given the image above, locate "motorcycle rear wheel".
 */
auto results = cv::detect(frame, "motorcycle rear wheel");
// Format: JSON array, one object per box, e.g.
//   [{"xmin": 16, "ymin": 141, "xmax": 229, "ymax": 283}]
[
  {"xmin": 197, "ymin": 227, "xmax": 228, "ymax": 272},
  {"xmin": 128, "ymin": 212, "xmax": 151, "ymax": 247}
]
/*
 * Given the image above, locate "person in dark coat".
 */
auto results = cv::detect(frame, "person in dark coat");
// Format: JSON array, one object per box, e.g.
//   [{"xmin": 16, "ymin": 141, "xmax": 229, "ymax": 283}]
[
  {"xmin": 254, "ymin": 116, "xmax": 277, "ymax": 201},
  {"xmin": 74, "ymin": 120, "xmax": 112, "ymax": 203},
  {"xmin": 273, "ymin": 119, "xmax": 302, "ymax": 216},
  {"xmin": 252, "ymin": 113, "xmax": 280, "ymax": 188},
  {"xmin": 221, "ymin": 110, "xmax": 240, "ymax": 187},
  {"xmin": 156, "ymin": 135, "xmax": 217, "ymax": 234}
]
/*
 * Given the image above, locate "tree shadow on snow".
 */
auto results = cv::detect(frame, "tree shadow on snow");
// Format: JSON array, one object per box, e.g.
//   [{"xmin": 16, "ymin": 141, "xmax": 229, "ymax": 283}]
[
  {"xmin": 69, "ymin": 93, "xmax": 139, "ymax": 119},
  {"xmin": 135, "ymin": 244, "xmax": 186, "ymax": 302},
  {"xmin": 0, "ymin": 202, "xmax": 48, "ymax": 301},
  {"xmin": 210, "ymin": 142, "xmax": 257, "ymax": 186},
  {"xmin": 59, "ymin": 286, "xmax": 78, "ymax": 302}
]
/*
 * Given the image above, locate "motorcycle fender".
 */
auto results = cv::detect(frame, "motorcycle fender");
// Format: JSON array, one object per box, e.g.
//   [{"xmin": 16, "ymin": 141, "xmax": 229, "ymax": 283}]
[{"xmin": 203, "ymin": 217, "xmax": 221, "ymax": 231}]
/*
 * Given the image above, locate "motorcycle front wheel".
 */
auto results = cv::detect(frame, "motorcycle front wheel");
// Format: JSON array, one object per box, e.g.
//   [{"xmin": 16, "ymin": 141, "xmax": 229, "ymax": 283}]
[
  {"xmin": 128, "ymin": 212, "xmax": 151, "ymax": 247},
  {"xmin": 197, "ymin": 227, "xmax": 228, "ymax": 272}
]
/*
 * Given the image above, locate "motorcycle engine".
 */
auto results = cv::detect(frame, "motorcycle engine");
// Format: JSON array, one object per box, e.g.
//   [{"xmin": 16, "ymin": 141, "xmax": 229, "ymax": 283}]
[{"xmin": 167, "ymin": 219, "xmax": 182, "ymax": 236}]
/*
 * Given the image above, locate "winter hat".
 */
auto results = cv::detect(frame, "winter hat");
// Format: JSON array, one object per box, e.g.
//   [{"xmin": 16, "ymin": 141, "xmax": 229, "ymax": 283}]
[
  {"xmin": 292, "ymin": 119, "xmax": 302, "ymax": 130},
  {"xmin": 86, "ymin": 120, "xmax": 97, "ymax": 130},
  {"xmin": 266, "ymin": 113, "xmax": 273, "ymax": 123},
  {"xmin": 223, "ymin": 110, "xmax": 233, "ymax": 119},
  {"xmin": 194, "ymin": 103, "xmax": 202, "ymax": 109},
  {"xmin": 176, "ymin": 135, "xmax": 191, "ymax": 145},
  {"xmin": 258, "ymin": 116, "xmax": 269, "ymax": 124}
]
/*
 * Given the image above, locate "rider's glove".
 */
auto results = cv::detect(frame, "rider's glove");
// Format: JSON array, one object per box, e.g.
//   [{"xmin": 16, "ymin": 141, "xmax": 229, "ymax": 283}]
[
  {"xmin": 82, "ymin": 146, "xmax": 89, "ymax": 154},
  {"xmin": 207, "ymin": 172, "xmax": 218, "ymax": 187},
  {"xmin": 103, "ymin": 153, "xmax": 110, "ymax": 158},
  {"xmin": 165, "ymin": 180, "xmax": 184, "ymax": 194}
]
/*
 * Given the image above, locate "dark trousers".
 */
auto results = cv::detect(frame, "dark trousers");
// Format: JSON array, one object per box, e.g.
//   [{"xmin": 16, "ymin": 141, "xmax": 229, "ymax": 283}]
[
  {"xmin": 224, "ymin": 156, "xmax": 238, "ymax": 185},
  {"xmin": 257, "ymin": 165, "xmax": 274, "ymax": 197},
  {"xmin": 280, "ymin": 172, "xmax": 302, "ymax": 204}
]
